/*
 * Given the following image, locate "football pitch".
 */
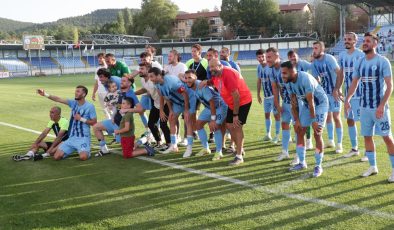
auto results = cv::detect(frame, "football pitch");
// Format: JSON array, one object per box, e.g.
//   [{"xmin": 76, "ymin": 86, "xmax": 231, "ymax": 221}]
[{"xmin": 2, "ymin": 67, "xmax": 394, "ymax": 229}]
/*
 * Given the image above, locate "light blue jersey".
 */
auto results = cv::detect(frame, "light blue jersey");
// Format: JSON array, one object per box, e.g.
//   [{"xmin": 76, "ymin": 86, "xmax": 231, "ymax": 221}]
[
  {"xmin": 353, "ymin": 54, "xmax": 392, "ymax": 109},
  {"xmin": 257, "ymin": 64, "xmax": 273, "ymax": 98},
  {"xmin": 297, "ymin": 60, "xmax": 312, "ymax": 72},
  {"xmin": 338, "ymin": 49, "xmax": 365, "ymax": 97},
  {"xmin": 156, "ymin": 75, "xmax": 196, "ymax": 113},
  {"xmin": 312, "ymin": 54, "xmax": 340, "ymax": 95},
  {"xmin": 194, "ymin": 80, "xmax": 226, "ymax": 109},
  {"xmin": 67, "ymin": 100, "xmax": 97, "ymax": 138},
  {"xmin": 286, "ymin": 71, "xmax": 328, "ymax": 108},
  {"xmin": 269, "ymin": 65, "xmax": 291, "ymax": 104},
  {"xmin": 229, "ymin": 60, "xmax": 241, "ymax": 73}
]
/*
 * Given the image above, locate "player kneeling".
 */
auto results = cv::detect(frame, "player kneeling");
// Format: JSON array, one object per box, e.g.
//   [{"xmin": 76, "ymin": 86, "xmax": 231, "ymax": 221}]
[
  {"xmin": 281, "ymin": 61, "xmax": 329, "ymax": 177},
  {"xmin": 115, "ymin": 97, "xmax": 155, "ymax": 158},
  {"xmin": 185, "ymin": 70, "xmax": 228, "ymax": 160}
]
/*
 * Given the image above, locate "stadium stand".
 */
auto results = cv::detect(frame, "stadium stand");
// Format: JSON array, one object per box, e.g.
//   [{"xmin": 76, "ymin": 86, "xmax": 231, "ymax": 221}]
[
  {"xmin": 0, "ymin": 58, "xmax": 29, "ymax": 72},
  {"xmin": 55, "ymin": 57, "xmax": 86, "ymax": 68},
  {"xmin": 19, "ymin": 57, "xmax": 58, "ymax": 69}
]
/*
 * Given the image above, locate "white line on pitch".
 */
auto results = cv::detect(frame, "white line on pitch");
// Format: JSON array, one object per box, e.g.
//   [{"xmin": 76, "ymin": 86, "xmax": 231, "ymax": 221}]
[
  {"xmin": 2, "ymin": 121, "xmax": 394, "ymax": 219},
  {"xmin": 0, "ymin": 122, "xmax": 55, "ymax": 138}
]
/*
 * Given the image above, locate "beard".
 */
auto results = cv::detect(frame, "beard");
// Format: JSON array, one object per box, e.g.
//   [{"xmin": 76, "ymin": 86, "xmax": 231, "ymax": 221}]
[
  {"xmin": 363, "ymin": 48, "xmax": 373, "ymax": 54},
  {"xmin": 314, "ymin": 54, "xmax": 322, "ymax": 59},
  {"xmin": 345, "ymin": 43, "xmax": 351, "ymax": 49}
]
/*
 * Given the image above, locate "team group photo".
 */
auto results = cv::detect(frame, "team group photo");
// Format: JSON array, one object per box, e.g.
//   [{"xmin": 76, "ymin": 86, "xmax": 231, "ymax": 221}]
[{"xmin": 2, "ymin": 0, "xmax": 394, "ymax": 229}]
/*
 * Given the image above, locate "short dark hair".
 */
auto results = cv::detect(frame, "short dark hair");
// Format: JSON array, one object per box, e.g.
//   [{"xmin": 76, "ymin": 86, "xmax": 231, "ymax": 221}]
[
  {"xmin": 97, "ymin": 52, "xmax": 106, "ymax": 58},
  {"xmin": 256, "ymin": 49, "xmax": 266, "ymax": 56},
  {"xmin": 287, "ymin": 49, "xmax": 296, "ymax": 57},
  {"xmin": 364, "ymin": 32, "xmax": 379, "ymax": 42},
  {"xmin": 207, "ymin": 47, "xmax": 219, "ymax": 55},
  {"xmin": 97, "ymin": 68, "xmax": 111, "ymax": 78},
  {"xmin": 140, "ymin": 52, "xmax": 150, "ymax": 59},
  {"xmin": 185, "ymin": 69, "xmax": 197, "ymax": 75},
  {"xmin": 280, "ymin": 61, "xmax": 295, "ymax": 69},
  {"xmin": 76, "ymin": 85, "xmax": 88, "ymax": 96},
  {"xmin": 266, "ymin": 47, "xmax": 279, "ymax": 54},
  {"xmin": 105, "ymin": 53, "xmax": 115, "ymax": 59},
  {"xmin": 123, "ymin": 97, "xmax": 135, "ymax": 108},
  {"xmin": 148, "ymin": 67, "xmax": 165, "ymax": 77},
  {"xmin": 313, "ymin": 41, "xmax": 325, "ymax": 49}
]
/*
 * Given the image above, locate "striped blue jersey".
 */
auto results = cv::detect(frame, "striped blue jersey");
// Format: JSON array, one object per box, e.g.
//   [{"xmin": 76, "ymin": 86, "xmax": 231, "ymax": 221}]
[
  {"xmin": 286, "ymin": 71, "xmax": 328, "ymax": 108},
  {"xmin": 297, "ymin": 60, "xmax": 312, "ymax": 72},
  {"xmin": 67, "ymin": 100, "xmax": 96, "ymax": 138},
  {"xmin": 257, "ymin": 64, "xmax": 273, "ymax": 98},
  {"xmin": 193, "ymin": 80, "xmax": 225, "ymax": 109},
  {"xmin": 269, "ymin": 65, "xmax": 291, "ymax": 104},
  {"xmin": 312, "ymin": 54, "xmax": 340, "ymax": 95},
  {"xmin": 353, "ymin": 54, "xmax": 392, "ymax": 109},
  {"xmin": 338, "ymin": 49, "xmax": 365, "ymax": 98},
  {"xmin": 155, "ymin": 75, "xmax": 195, "ymax": 106}
]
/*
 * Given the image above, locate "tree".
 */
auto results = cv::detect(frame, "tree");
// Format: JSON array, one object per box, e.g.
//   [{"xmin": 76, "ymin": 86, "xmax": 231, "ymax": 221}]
[
  {"xmin": 122, "ymin": 8, "xmax": 133, "ymax": 34},
  {"xmin": 312, "ymin": 0, "xmax": 339, "ymax": 44},
  {"xmin": 73, "ymin": 27, "xmax": 79, "ymax": 44},
  {"xmin": 221, "ymin": 0, "xmax": 280, "ymax": 36},
  {"xmin": 133, "ymin": 0, "xmax": 178, "ymax": 38},
  {"xmin": 191, "ymin": 17, "xmax": 210, "ymax": 38},
  {"xmin": 117, "ymin": 12, "xmax": 127, "ymax": 34}
]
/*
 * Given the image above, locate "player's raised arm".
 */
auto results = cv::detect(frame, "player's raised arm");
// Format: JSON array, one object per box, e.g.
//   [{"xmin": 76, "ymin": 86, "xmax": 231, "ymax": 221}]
[{"xmin": 37, "ymin": 89, "xmax": 68, "ymax": 105}]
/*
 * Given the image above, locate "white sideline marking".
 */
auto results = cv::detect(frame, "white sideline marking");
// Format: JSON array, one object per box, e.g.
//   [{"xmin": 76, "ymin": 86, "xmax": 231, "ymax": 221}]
[
  {"xmin": 2, "ymin": 121, "xmax": 394, "ymax": 219},
  {"xmin": 0, "ymin": 122, "xmax": 55, "ymax": 138},
  {"xmin": 136, "ymin": 157, "xmax": 394, "ymax": 220}
]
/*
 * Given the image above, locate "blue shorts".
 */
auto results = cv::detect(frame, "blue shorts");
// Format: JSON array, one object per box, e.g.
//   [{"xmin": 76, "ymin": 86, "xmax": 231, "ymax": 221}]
[
  {"xmin": 281, "ymin": 103, "xmax": 293, "ymax": 124},
  {"xmin": 140, "ymin": 95, "xmax": 152, "ymax": 110},
  {"xmin": 300, "ymin": 105, "xmax": 328, "ymax": 128},
  {"xmin": 360, "ymin": 105, "xmax": 392, "ymax": 136},
  {"xmin": 102, "ymin": 119, "xmax": 121, "ymax": 143},
  {"xmin": 263, "ymin": 97, "xmax": 278, "ymax": 114},
  {"xmin": 60, "ymin": 137, "xmax": 91, "ymax": 158},
  {"xmin": 198, "ymin": 105, "xmax": 228, "ymax": 125},
  {"xmin": 328, "ymin": 94, "xmax": 341, "ymax": 113},
  {"xmin": 345, "ymin": 98, "xmax": 361, "ymax": 121},
  {"xmin": 173, "ymin": 100, "xmax": 196, "ymax": 115}
]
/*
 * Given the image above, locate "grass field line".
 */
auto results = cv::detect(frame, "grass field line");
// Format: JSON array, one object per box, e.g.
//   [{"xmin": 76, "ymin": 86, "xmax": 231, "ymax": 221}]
[
  {"xmin": 137, "ymin": 156, "xmax": 394, "ymax": 220},
  {"xmin": 0, "ymin": 122, "xmax": 56, "ymax": 138},
  {"xmin": 2, "ymin": 120, "xmax": 394, "ymax": 220}
]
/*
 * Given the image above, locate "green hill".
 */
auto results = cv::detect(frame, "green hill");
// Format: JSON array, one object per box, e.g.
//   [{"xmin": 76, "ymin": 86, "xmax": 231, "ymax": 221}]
[{"xmin": 0, "ymin": 18, "xmax": 35, "ymax": 32}]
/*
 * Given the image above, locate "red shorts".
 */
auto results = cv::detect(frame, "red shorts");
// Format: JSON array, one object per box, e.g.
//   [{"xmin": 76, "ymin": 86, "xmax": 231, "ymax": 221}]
[{"xmin": 121, "ymin": 136, "xmax": 135, "ymax": 158}]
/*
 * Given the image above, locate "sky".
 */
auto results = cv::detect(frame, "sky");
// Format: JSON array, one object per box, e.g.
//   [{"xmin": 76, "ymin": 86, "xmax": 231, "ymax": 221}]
[{"xmin": 1, "ymin": 0, "xmax": 223, "ymax": 23}]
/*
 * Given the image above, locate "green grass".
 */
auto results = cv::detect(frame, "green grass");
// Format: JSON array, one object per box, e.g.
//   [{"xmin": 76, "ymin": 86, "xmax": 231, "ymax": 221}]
[{"xmin": 1, "ymin": 69, "xmax": 394, "ymax": 229}]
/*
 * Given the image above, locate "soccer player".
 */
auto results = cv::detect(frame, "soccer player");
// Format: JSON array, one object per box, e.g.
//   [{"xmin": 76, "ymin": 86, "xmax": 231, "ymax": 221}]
[
  {"xmin": 93, "ymin": 76, "xmax": 143, "ymax": 156},
  {"xmin": 345, "ymin": 32, "xmax": 394, "ymax": 182},
  {"xmin": 288, "ymin": 50, "xmax": 313, "ymax": 150},
  {"xmin": 334, "ymin": 32, "xmax": 365, "ymax": 159},
  {"xmin": 91, "ymin": 53, "xmax": 110, "ymax": 119},
  {"xmin": 256, "ymin": 49, "xmax": 281, "ymax": 142},
  {"xmin": 220, "ymin": 47, "xmax": 241, "ymax": 73},
  {"xmin": 312, "ymin": 41, "xmax": 343, "ymax": 153},
  {"xmin": 133, "ymin": 63, "xmax": 171, "ymax": 150},
  {"xmin": 266, "ymin": 47, "xmax": 293, "ymax": 161},
  {"xmin": 164, "ymin": 49, "xmax": 189, "ymax": 145},
  {"xmin": 208, "ymin": 59, "xmax": 253, "ymax": 166},
  {"xmin": 185, "ymin": 44, "xmax": 208, "ymax": 81},
  {"xmin": 37, "ymin": 86, "xmax": 97, "ymax": 161},
  {"xmin": 12, "ymin": 107, "xmax": 69, "ymax": 161},
  {"xmin": 185, "ymin": 69, "xmax": 228, "ymax": 161},
  {"xmin": 149, "ymin": 67, "xmax": 197, "ymax": 157},
  {"xmin": 206, "ymin": 47, "xmax": 231, "ymax": 79},
  {"xmin": 281, "ymin": 61, "xmax": 329, "ymax": 177},
  {"xmin": 105, "ymin": 53, "xmax": 131, "ymax": 78}
]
